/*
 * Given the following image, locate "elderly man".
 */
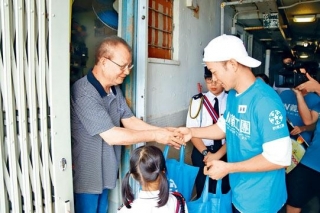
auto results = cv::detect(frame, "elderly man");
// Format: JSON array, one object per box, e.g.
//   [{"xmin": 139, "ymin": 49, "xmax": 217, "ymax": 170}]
[{"xmin": 71, "ymin": 35, "xmax": 184, "ymax": 213}]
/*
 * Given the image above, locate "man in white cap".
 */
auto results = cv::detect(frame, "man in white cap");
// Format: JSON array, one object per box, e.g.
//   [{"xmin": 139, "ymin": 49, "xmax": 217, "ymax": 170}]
[{"xmin": 178, "ymin": 34, "xmax": 292, "ymax": 213}]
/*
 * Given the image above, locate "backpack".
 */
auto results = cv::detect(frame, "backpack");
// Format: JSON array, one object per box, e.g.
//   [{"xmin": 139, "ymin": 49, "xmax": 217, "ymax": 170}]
[{"xmin": 171, "ymin": 191, "xmax": 186, "ymax": 213}]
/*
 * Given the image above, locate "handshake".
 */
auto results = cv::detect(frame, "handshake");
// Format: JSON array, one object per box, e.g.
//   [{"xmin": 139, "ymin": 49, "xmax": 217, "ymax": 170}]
[{"xmin": 158, "ymin": 127, "xmax": 192, "ymax": 149}]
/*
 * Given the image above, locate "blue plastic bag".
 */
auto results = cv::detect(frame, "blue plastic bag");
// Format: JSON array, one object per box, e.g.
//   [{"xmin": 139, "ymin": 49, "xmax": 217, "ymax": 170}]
[
  {"xmin": 187, "ymin": 176, "xmax": 232, "ymax": 213},
  {"xmin": 163, "ymin": 145, "xmax": 199, "ymax": 202}
]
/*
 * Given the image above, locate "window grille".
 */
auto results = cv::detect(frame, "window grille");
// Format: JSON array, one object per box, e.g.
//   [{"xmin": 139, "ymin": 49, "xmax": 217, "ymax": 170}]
[{"xmin": 148, "ymin": 0, "xmax": 173, "ymax": 59}]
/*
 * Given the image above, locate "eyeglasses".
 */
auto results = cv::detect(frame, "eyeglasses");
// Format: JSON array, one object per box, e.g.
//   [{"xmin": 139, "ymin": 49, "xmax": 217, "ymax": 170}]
[
  {"xmin": 106, "ymin": 58, "xmax": 134, "ymax": 71},
  {"xmin": 205, "ymin": 78, "xmax": 218, "ymax": 84}
]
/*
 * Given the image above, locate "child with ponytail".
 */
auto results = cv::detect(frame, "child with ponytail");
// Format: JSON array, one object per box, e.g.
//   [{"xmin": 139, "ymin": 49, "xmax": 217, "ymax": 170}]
[{"xmin": 117, "ymin": 145, "xmax": 188, "ymax": 213}]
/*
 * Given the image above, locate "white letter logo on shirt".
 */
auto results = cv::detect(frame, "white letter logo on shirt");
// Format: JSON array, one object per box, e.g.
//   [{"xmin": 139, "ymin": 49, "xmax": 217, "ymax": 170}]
[{"xmin": 238, "ymin": 105, "xmax": 247, "ymax": 113}]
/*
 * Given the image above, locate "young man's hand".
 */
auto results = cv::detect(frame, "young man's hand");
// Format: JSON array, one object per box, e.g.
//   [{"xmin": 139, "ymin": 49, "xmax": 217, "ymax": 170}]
[{"xmin": 174, "ymin": 127, "xmax": 192, "ymax": 143}]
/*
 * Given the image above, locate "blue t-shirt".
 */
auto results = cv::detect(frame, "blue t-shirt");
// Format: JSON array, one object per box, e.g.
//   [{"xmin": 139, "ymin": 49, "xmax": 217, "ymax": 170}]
[
  {"xmin": 224, "ymin": 79, "xmax": 289, "ymax": 213},
  {"xmin": 280, "ymin": 90, "xmax": 320, "ymax": 143},
  {"xmin": 301, "ymin": 104, "xmax": 320, "ymax": 172}
]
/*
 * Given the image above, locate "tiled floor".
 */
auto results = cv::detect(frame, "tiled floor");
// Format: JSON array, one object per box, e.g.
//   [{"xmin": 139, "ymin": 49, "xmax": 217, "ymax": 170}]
[{"xmin": 150, "ymin": 142, "xmax": 320, "ymax": 213}]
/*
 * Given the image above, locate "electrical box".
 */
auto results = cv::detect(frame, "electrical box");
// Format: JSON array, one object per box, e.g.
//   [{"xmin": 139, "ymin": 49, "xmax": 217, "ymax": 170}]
[
  {"xmin": 263, "ymin": 13, "xmax": 278, "ymax": 29},
  {"xmin": 186, "ymin": 0, "xmax": 197, "ymax": 9}
]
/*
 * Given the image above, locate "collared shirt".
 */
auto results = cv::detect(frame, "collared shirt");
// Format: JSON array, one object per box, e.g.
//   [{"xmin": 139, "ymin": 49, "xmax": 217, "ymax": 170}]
[
  {"xmin": 71, "ymin": 69, "xmax": 134, "ymax": 193},
  {"xmin": 186, "ymin": 91, "xmax": 228, "ymax": 146},
  {"xmin": 117, "ymin": 190, "xmax": 188, "ymax": 213}
]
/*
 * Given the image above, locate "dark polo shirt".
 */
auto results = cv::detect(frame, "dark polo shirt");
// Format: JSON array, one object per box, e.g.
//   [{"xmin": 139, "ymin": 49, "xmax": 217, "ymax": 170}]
[{"xmin": 71, "ymin": 69, "xmax": 133, "ymax": 193}]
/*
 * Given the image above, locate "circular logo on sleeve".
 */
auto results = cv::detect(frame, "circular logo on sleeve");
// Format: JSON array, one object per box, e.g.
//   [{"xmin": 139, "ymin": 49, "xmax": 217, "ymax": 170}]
[{"xmin": 269, "ymin": 110, "xmax": 283, "ymax": 125}]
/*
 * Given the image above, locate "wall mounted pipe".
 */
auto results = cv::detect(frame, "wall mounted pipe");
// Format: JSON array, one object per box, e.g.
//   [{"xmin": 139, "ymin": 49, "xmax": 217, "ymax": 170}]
[
  {"xmin": 233, "ymin": 10, "xmax": 259, "ymax": 28},
  {"xmin": 265, "ymin": 49, "xmax": 271, "ymax": 76},
  {"xmin": 221, "ymin": 0, "xmax": 291, "ymax": 49},
  {"xmin": 221, "ymin": 4, "xmax": 224, "ymax": 34},
  {"xmin": 278, "ymin": 0, "xmax": 320, "ymax": 9},
  {"xmin": 220, "ymin": 0, "xmax": 275, "ymax": 35},
  {"xmin": 244, "ymin": 25, "xmax": 287, "ymax": 30}
]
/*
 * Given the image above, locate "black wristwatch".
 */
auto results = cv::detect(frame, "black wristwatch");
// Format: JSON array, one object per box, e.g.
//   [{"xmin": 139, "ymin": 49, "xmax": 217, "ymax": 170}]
[{"xmin": 201, "ymin": 149, "xmax": 209, "ymax": 156}]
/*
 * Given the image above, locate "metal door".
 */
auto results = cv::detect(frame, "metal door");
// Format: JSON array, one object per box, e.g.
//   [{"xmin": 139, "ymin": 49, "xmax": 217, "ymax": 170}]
[{"xmin": 0, "ymin": 0, "xmax": 73, "ymax": 212}]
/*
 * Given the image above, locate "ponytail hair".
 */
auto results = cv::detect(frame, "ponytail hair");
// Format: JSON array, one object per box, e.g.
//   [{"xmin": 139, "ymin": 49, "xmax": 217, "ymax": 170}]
[
  {"xmin": 121, "ymin": 172, "xmax": 134, "ymax": 208},
  {"xmin": 157, "ymin": 168, "xmax": 169, "ymax": 207},
  {"xmin": 121, "ymin": 145, "xmax": 169, "ymax": 208}
]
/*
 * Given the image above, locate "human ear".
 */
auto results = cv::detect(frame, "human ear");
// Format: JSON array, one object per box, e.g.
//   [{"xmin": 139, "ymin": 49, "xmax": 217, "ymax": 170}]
[
  {"xmin": 100, "ymin": 56, "xmax": 107, "ymax": 65},
  {"xmin": 228, "ymin": 59, "xmax": 238, "ymax": 71}
]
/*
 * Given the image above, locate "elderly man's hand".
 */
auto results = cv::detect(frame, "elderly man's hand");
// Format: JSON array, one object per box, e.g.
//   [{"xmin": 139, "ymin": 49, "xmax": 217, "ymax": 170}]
[
  {"xmin": 174, "ymin": 127, "xmax": 192, "ymax": 143},
  {"xmin": 154, "ymin": 128, "xmax": 185, "ymax": 149}
]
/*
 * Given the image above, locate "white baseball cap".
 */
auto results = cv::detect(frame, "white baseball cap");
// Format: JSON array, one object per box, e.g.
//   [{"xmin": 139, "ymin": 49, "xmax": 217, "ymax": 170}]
[{"xmin": 203, "ymin": 34, "xmax": 261, "ymax": 68}]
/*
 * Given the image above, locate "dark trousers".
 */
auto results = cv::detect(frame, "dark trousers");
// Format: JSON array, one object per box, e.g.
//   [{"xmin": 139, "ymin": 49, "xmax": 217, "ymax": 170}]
[
  {"xmin": 232, "ymin": 205, "xmax": 241, "ymax": 213},
  {"xmin": 191, "ymin": 144, "xmax": 230, "ymax": 199}
]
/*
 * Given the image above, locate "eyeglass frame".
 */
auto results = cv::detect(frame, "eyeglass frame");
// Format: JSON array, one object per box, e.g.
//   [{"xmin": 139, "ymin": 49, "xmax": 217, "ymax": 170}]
[
  {"xmin": 205, "ymin": 77, "xmax": 218, "ymax": 85},
  {"xmin": 204, "ymin": 77, "xmax": 219, "ymax": 85},
  {"xmin": 105, "ymin": 57, "xmax": 134, "ymax": 71}
]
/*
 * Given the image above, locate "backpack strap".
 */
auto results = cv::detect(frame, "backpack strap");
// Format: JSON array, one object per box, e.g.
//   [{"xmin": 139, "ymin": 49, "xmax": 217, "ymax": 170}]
[
  {"xmin": 171, "ymin": 192, "xmax": 186, "ymax": 213},
  {"xmin": 203, "ymin": 95, "xmax": 219, "ymax": 122}
]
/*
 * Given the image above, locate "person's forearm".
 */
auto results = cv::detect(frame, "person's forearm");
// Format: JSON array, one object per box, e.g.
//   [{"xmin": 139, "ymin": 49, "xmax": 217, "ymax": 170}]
[
  {"xmin": 304, "ymin": 123, "xmax": 316, "ymax": 132},
  {"xmin": 100, "ymin": 127, "xmax": 156, "ymax": 145},
  {"xmin": 122, "ymin": 116, "xmax": 160, "ymax": 131},
  {"xmin": 190, "ymin": 124, "xmax": 225, "ymax": 140},
  {"xmin": 296, "ymin": 94, "xmax": 312, "ymax": 123},
  {"xmin": 190, "ymin": 138, "xmax": 207, "ymax": 152},
  {"xmin": 204, "ymin": 144, "xmax": 226, "ymax": 163},
  {"xmin": 226, "ymin": 154, "xmax": 284, "ymax": 173},
  {"xmin": 315, "ymin": 86, "xmax": 320, "ymax": 96},
  {"xmin": 214, "ymin": 144, "xmax": 226, "ymax": 159},
  {"xmin": 296, "ymin": 95, "xmax": 315, "ymax": 125}
]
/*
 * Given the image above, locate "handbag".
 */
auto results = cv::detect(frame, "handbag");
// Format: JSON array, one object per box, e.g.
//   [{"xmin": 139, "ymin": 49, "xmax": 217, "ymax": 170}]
[
  {"xmin": 163, "ymin": 145, "xmax": 199, "ymax": 202},
  {"xmin": 187, "ymin": 176, "xmax": 232, "ymax": 213}
]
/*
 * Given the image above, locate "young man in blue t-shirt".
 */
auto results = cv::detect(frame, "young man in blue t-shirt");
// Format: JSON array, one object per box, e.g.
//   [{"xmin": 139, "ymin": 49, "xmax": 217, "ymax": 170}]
[{"xmin": 178, "ymin": 34, "xmax": 292, "ymax": 213}]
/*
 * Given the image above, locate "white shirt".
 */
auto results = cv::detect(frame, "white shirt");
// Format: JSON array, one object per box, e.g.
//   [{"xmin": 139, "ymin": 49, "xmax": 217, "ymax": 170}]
[
  {"xmin": 117, "ymin": 190, "xmax": 188, "ymax": 213},
  {"xmin": 186, "ymin": 91, "xmax": 228, "ymax": 146}
]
